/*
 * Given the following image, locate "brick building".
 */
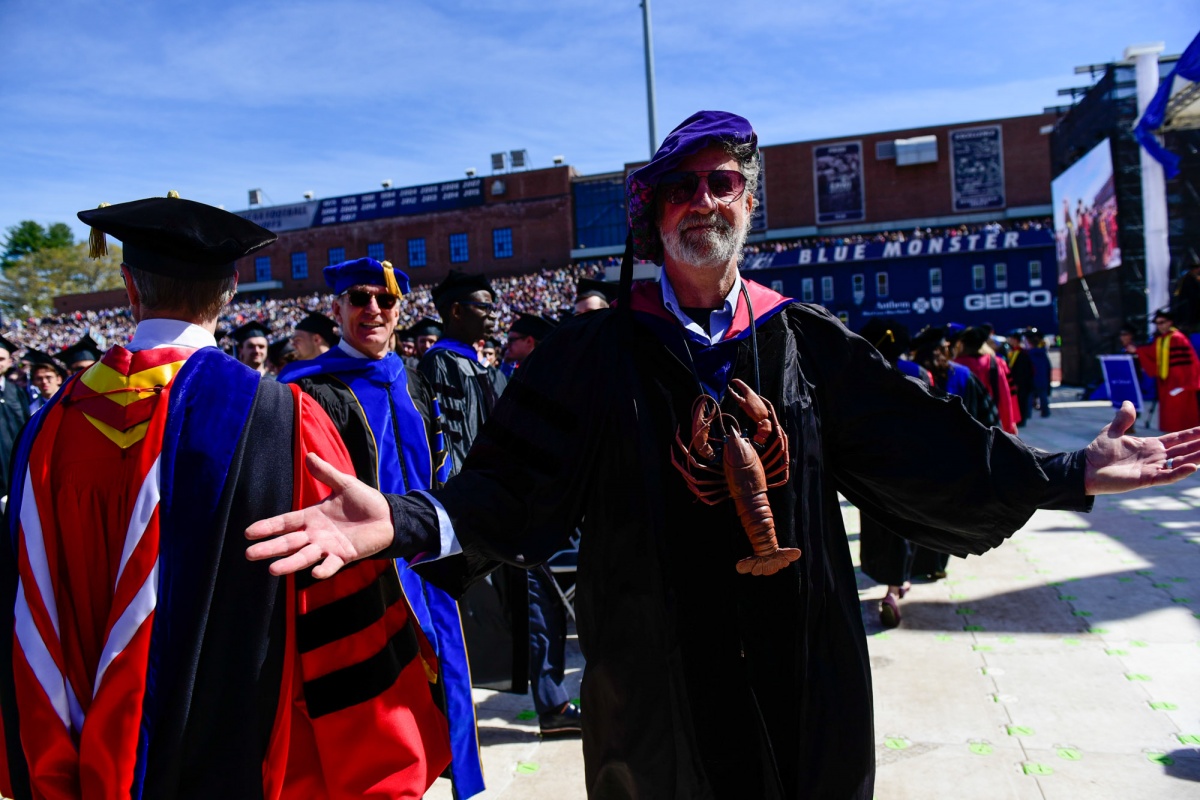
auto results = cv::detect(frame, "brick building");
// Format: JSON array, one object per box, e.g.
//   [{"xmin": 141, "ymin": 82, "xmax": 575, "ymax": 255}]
[{"xmin": 56, "ymin": 112, "xmax": 1056, "ymax": 314}]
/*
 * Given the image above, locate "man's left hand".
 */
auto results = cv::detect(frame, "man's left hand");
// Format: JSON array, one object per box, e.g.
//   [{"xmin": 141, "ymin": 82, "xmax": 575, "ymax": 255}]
[{"xmin": 1084, "ymin": 401, "xmax": 1200, "ymax": 494}]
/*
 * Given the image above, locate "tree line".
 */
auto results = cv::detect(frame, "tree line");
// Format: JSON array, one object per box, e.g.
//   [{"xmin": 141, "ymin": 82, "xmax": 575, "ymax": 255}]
[{"xmin": 1, "ymin": 221, "xmax": 124, "ymax": 319}]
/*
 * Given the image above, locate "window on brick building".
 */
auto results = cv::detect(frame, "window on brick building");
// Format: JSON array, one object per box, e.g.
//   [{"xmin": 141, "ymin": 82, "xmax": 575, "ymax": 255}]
[
  {"xmin": 972, "ymin": 264, "xmax": 986, "ymax": 291},
  {"xmin": 1029, "ymin": 260, "xmax": 1042, "ymax": 288},
  {"xmin": 367, "ymin": 242, "xmax": 385, "ymax": 262},
  {"xmin": 493, "ymin": 227, "xmax": 513, "ymax": 259},
  {"xmin": 255, "ymin": 256, "xmax": 271, "ymax": 282},
  {"xmin": 408, "ymin": 238, "xmax": 427, "ymax": 267},
  {"xmin": 821, "ymin": 276, "xmax": 834, "ymax": 302},
  {"xmin": 328, "ymin": 247, "xmax": 346, "ymax": 266},
  {"xmin": 291, "ymin": 252, "xmax": 308, "ymax": 280},
  {"xmin": 449, "ymin": 233, "xmax": 469, "ymax": 263},
  {"xmin": 929, "ymin": 267, "xmax": 942, "ymax": 294},
  {"xmin": 801, "ymin": 278, "xmax": 814, "ymax": 303},
  {"xmin": 875, "ymin": 272, "xmax": 889, "ymax": 298},
  {"xmin": 994, "ymin": 262, "xmax": 1007, "ymax": 290}
]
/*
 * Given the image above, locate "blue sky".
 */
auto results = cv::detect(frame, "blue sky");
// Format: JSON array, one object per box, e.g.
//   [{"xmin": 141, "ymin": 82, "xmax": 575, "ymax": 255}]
[{"xmin": 3, "ymin": 0, "xmax": 1198, "ymax": 240}]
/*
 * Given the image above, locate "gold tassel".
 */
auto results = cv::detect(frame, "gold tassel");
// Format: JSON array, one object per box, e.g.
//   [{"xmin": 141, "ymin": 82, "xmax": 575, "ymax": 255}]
[
  {"xmin": 167, "ymin": 189, "xmax": 180, "ymax": 199},
  {"xmin": 88, "ymin": 202, "xmax": 111, "ymax": 259},
  {"xmin": 381, "ymin": 260, "xmax": 402, "ymax": 297}
]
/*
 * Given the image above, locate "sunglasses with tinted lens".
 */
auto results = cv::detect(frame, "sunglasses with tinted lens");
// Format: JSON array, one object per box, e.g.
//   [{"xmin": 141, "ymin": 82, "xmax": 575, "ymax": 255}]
[
  {"xmin": 659, "ymin": 170, "xmax": 747, "ymax": 205},
  {"xmin": 345, "ymin": 290, "xmax": 399, "ymax": 310}
]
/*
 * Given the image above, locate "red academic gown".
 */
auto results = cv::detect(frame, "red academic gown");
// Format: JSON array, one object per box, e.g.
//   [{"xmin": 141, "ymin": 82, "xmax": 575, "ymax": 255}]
[
  {"xmin": 2, "ymin": 345, "xmax": 450, "ymax": 800},
  {"xmin": 1137, "ymin": 329, "xmax": 1200, "ymax": 432},
  {"xmin": 954, "ymin": 352, "xmax": 1019, "ymax": 435}
]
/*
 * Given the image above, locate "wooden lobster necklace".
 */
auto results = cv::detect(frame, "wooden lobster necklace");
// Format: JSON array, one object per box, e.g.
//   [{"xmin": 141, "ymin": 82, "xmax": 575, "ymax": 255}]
[{"xmin": 669, "ymin": 284, "xmax": 800, "ymax": 576}]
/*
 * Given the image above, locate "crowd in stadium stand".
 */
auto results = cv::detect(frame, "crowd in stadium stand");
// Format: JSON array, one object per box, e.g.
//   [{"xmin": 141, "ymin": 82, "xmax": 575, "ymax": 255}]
[
  {"xmin": 2, "ymin": 217, "xmax": 1048, "ymax": 357},
  {"xmin": 3, "ymin": 264, "xmax": 604, "ymax": 355}
]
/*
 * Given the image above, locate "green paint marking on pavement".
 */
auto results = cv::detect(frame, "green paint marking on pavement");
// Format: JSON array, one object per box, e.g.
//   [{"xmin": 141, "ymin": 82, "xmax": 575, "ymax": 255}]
[
  {"xmin": 1047, "ymin": 581, "xmax": 1063, "ymax": 587},
  {"xmin": 1137, "ymin": 570, "xmax": 1154, "ymax": 576},
  {"xmin": 1125, "ymin": 673, "xmax": 1152, "ymax": 681},
  {"xmin": 1022, "ymin": 763, "xmax": 1053, "ymax": 775},
  {"xmin": 1130, "ymin": 640, "xmax": 1148, "ymax": 648},
  {"xmin": 516, "ymin": 710, "xmax": 537, "ymax": 721},
  {"xmin": 948, "ymin": 593, "xmax": 967, "ymax": 600},
  {"xmin": 1071, "ymin": 610, "xmax": 1093, "ymax": 617},
  {"xmin": 1106, "ymin": 649, "xmax": 1130, "ymax": 656},
  {"xmin": 1148, "ymin": 702, "xmax": 1178, "ymax": 710},
  {"xmin": 1172, "ymin": 597, "xmax": 1192, "ymax": 604},
  {"xmin": 1178, "ymin": 734, "xmax": 1200, "ymax": 745},
  {"xmin": 1154, "ymin": 535, "xmax": 1168, "ymax": 540},
  {"xmin": 873, "ymin": 632, "xmax": 891, "ymax": 640},
  {"xmin": 572, "ymin": 697, "xmax": 581, "ymax": 706},
  {"xmin": 999, "ymin": 636, "xmax": 1016, "ymax": 644},
  {"xmin": 963, "ymin": 625, "xmax": 985, "ymax": 632},
  {"xmin": 1152, "ymin": 582, "xmax": 1170, "ymax": 589},
  {"xmin": 969, "ymin": 742, "xmax": 994, "ymax": 755},
  {"xmin": 1146, "ymin": 752, "xmax": 1174, "ymax": 766},
  {"xmin": 1057, "ymin": 748, "xmax": 1082, "ymax": 761},
  {"xmin": 1035, "ymin": 569, "xmax": 1051, "ymax": 574},
  {"xmin": 934, "ymin": 634, "xmax": 953, "ymax": 642},
  {"xmin": 1063, "ymin": 638, "xmax": 1081, "ymax": 646},
  {"xmin": 1007, "ymin": 725, "xmax": 1035, "ymax": 736},
  {"xmin": 884, "ymin": 737, "xmax": 910, "ymax": 750},
  {"xmin": 972, "ymin": 644, "xmax": 993, "ymax": 651},
  {"xmin": 1171, "ymin": 577, "xmax": 1188, "ymax": 583},
  {"xmin": 516, "ymin": 762, "xmax": 540, "ymax": 774},
  {"xmin": 955, "ymin": 608, "xmax": 977, "ymax": 615},
  {"xmin": 1118, "ymin": 577, "xmax": 1134, "ymax": 583},
  {"xmin": 1089, "ymin": 627, "xmax": 1110, "ymax": 634},
  {"xmin": 1014, "ymin": 575, "xmax": 1028, "ymax": 580},
  {"xmin": 1066, "ymin": 577, "xmax": 1081, "ymax": 582},
  {"xmin": 1059, "ymin": 595, "xmax": 1078, "ymax": 601}
]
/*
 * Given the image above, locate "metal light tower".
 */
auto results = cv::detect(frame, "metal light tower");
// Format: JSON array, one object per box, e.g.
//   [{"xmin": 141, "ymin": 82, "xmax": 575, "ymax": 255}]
[{"xmin": 641, "ymin": 0, "xmax": 659, "ymax": 157}]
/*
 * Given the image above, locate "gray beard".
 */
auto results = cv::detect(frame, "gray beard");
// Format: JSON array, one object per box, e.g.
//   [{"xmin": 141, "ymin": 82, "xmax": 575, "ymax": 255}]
[{"xmin": 661, "ymin": 212, "xmax": 748, "ymax": 270}]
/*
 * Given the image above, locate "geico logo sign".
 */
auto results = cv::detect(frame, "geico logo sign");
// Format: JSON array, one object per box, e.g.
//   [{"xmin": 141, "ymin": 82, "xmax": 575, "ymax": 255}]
[{"xmin": 964, "ymin": 290, "xmax": 1052, "ymax": 310}]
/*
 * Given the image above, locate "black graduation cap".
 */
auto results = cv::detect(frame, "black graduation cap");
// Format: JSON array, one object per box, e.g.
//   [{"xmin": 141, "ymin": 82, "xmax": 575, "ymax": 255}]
[
  {"xmin": 409, "ymin": 317, "xmax": 443, "ymax": 338},
  {"xmin": 23, "ymin": 349, "xmax": 68, "ymax": 379},
  {"xmin": 910, "ymin": 326, "xmax": 946, "ymax": 353},
  {"xmin": 575, "ymin": 278, "xmax": 618, "ymax": 304},
  {"xmin": 483, "ymin": 336, "xmax": 501, "ymax": 350},
  {"xmin": 509, "ymin": 313, "xmax": 556, "ymax": 341},
  {"xmin": 268, "ymin": 338, "xmax": 296, "ymax": 368},
  {"xmin": 56, "ymin": 334, "xmax": 104, "ymax": 368},
  {"xmin": 294, "ymin": 311, "xmax": 339, "ymax": 345},
  {"xmin": 1006, "ymin": 328, "xmax": 1025, "ymax": 339},
  {"xmin": 77, "ymin": 195, "xmax": 276, "ymax": 280},
  {"xmin": 231, "ymin": 321, "xmax": 271, "ymax": 345},
  {"xmin": 394, "ymin": 326, "xmax": 416, "ymax": 342},
  {"xmin": 431, "ymin": 270, "xmax": 495, "ymax": 308},
  {"xmin": 0, "ymin": 334, "xmax": 20, "ymax": 355},
  {"xmin": 858, "ymin": 317, "xmax": 909, "ymax": 362}
]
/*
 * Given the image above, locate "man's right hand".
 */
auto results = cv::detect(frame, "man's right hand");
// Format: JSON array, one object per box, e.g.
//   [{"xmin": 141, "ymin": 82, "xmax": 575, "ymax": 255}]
[{"xmin": 246, "ymin": 453, "xmax": 395, "ymax": 579}]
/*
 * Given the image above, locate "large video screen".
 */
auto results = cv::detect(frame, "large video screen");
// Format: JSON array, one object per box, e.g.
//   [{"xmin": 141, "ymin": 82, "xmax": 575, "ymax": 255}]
[{"xmin": 1053, "ymin": 138, "xmax": 1121, "ymax": 284}]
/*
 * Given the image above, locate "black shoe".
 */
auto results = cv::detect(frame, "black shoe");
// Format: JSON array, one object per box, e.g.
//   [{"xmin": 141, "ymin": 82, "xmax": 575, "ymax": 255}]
[{"xmin": 539, "ymin": 702, "xmax": 582, "ymax": 736}]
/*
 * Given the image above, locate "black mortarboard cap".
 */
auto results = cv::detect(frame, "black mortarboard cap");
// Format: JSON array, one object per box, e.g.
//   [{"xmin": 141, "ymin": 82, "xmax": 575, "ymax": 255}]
[
  {"xmin": 395, "ymin": 326, "xmax": 416, "ymax": 342},
  {"xmin": 268, "ymin": 338, "xmax": 295, "ymax": 368},
  {"xmin": 509, "ymin": 313, "xmax": 556, "ymax": 341},
  {"xmin": 77, "ymin": 195, "xmax": 276, "ymax": 280},
  {"xmin": 858, "ymin": 317, "xmax": 909, "ymax": 362},
  {"xmin": 56, "ymin": 334, "xmax": 104, "ymax": 367},
  {"xmin": 0, "ymin": 334, "xmax": 20, "ymax": 355},
  {"xmin": 294, "ymin": 311, "xmax": 339, "ymax": 344},
  {"xmin": 23, "ymin": 349, "xmax": 68, "ymax": 378},
  {"xmin": 231, "ymin": 321, "xmax": 271, "ymax": 345},
  {"xmin": 910, "ymin": 326, "xmax": 946, "ymax": 353},
  {"xmin": 575, "ymin": 278, "xmax": 618, "ymax": 304},
  {"xmin": 431, "ymin": 270, "xmax": 495, "ymax": 308},
  {"xmin": 410, "ymin": 317, "xmax": 443, "ymax": 338}
]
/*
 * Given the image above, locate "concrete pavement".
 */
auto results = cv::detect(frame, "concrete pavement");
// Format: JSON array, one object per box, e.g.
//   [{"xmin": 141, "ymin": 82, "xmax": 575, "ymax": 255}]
[{"xmin": 429, "ymin": 393, "xmax": 1200, "ymax": 799}]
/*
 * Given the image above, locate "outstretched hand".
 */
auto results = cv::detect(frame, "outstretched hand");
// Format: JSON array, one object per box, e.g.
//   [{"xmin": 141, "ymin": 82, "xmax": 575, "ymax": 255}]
[
  {"xmin": 1083, "ymin": 401, "xmax": 1200, "ymax": 495},
  {"xmin": 246, "ymin": 453, "xmax": 395, "ymax": 578}
]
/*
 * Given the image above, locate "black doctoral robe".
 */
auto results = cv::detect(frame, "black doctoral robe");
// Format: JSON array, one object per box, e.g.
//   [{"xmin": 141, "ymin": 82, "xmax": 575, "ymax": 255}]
[
  {"xmin": 0, "ymin": 378, "xmax": 30, "ymax": 498},
  {"xmin": 401, "ymin": 302, "xmax": 1092, "ymax": 799}
]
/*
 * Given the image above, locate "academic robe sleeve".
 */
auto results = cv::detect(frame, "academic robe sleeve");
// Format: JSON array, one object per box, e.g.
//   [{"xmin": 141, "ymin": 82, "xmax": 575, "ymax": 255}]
[
  {"xmin": 791, "ymin": 305, "xmax": 1093, "ymax": 557},
  {"xmin": 278, "ymin": 390, "xmax": 451, "ymax": 799}
]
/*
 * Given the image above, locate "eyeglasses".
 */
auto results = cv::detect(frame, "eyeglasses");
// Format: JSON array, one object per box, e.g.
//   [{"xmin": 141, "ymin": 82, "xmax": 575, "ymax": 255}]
[
  {"xmin": 458, "ymin": 300, "xmax": 498, "ymax": 314},
  {"xmin": 658, "ymin": 170, "xmax": 747, "ymax": 205},
  {"xmin": 344, "ymin": 290, "xmax": 398, "ymax": 310}
]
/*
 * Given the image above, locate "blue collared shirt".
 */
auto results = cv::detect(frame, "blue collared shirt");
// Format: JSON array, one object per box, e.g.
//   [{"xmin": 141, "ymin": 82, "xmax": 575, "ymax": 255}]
[{"xmin": 660, "ymin": 270, "xmax": 742, "ymax": 344}]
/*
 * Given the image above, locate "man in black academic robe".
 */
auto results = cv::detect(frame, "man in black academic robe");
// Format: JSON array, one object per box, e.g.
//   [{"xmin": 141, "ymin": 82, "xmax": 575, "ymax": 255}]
[
  {"xmin": 251, "ymin": 112, "xmax": 1200, "ymax": 800},
  {"xmin": 0, "ymin": 335, "xmax": 30, "ymax": 501}
]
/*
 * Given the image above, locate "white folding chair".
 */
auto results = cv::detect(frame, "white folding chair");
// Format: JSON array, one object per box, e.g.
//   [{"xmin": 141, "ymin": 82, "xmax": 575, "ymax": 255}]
[{"xmin": 544, "ymin": 529, "xmax": 581, "ymax": 621}]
